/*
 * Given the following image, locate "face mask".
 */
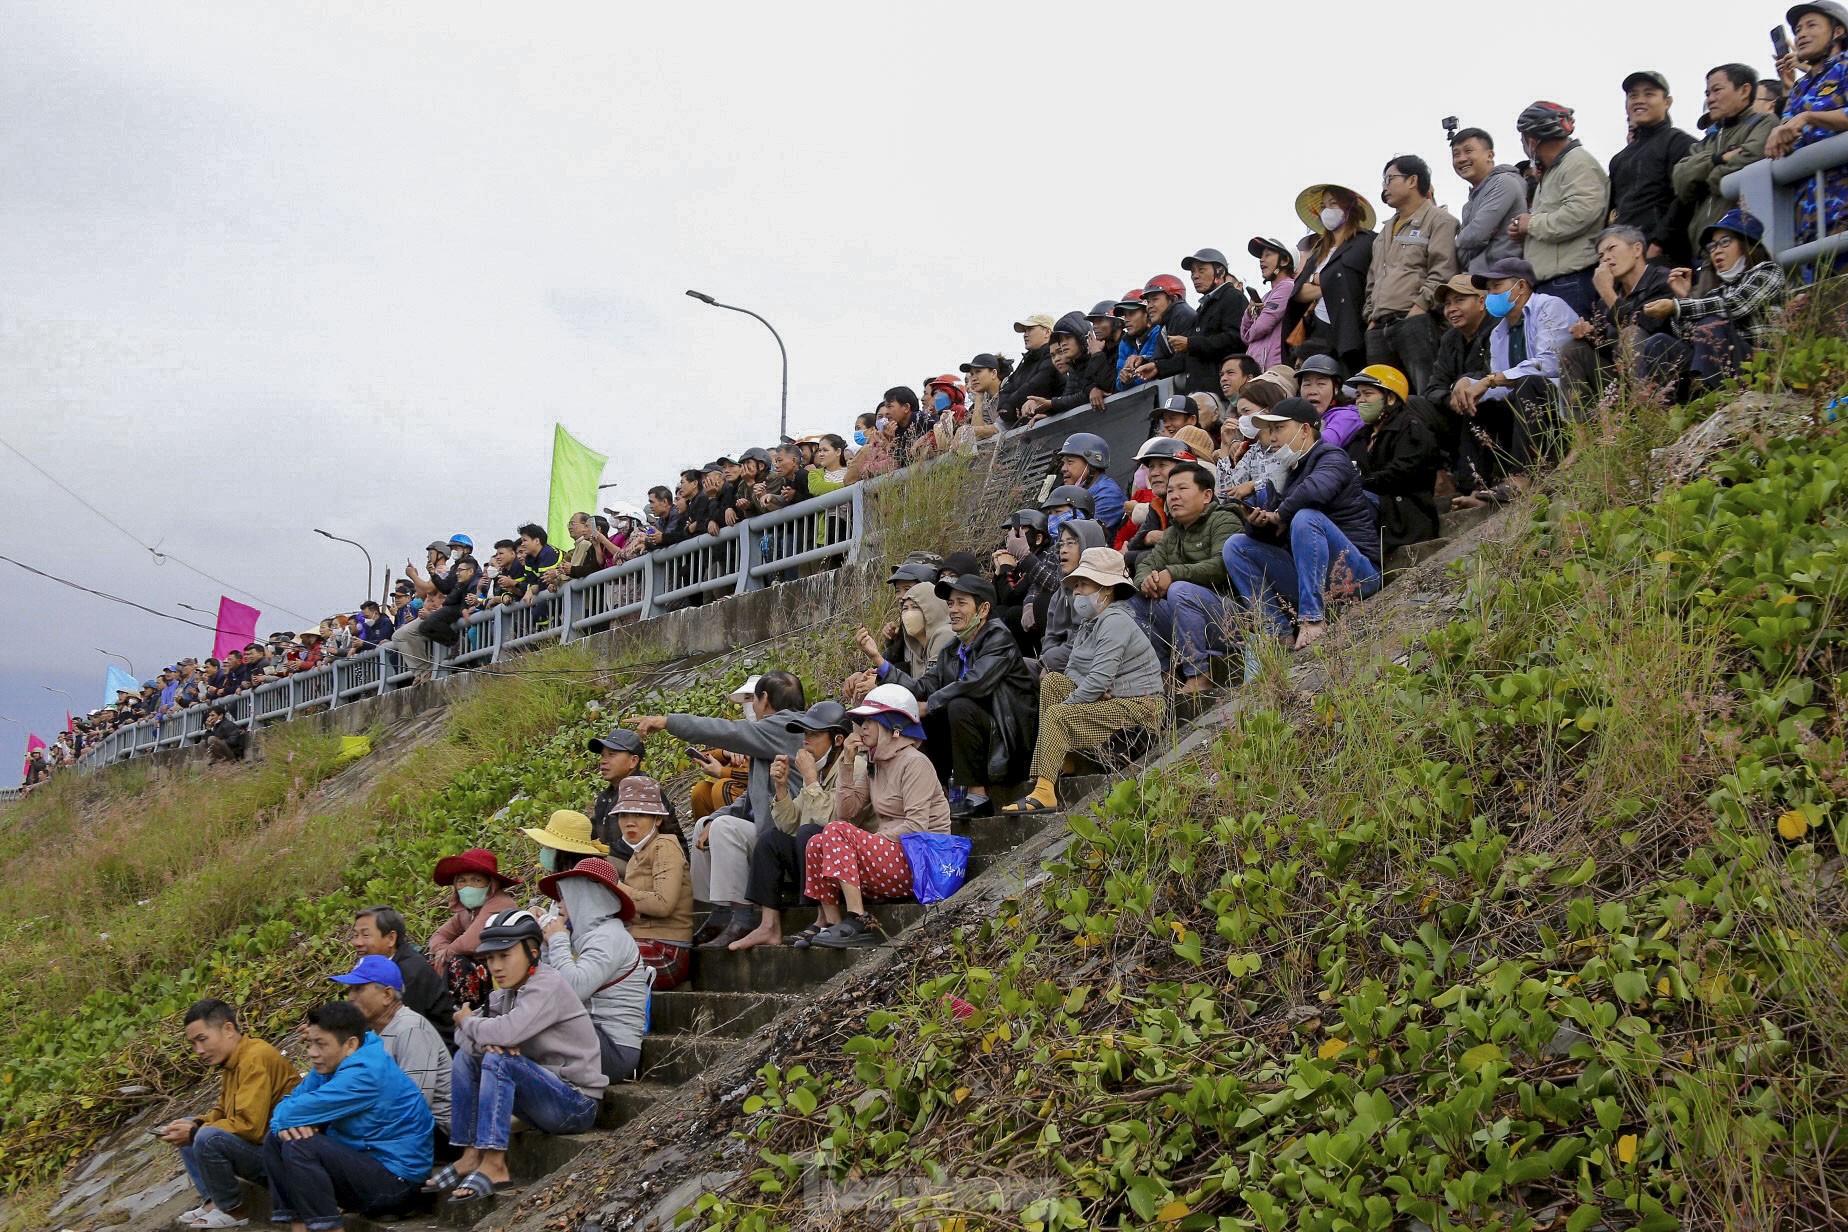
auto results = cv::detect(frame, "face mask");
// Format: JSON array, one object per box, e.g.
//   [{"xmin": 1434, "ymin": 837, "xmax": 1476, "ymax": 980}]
[
  {"xmin": 457, "ymin": 885, "xmax": 489, "ymax": 910},
  {"xmin": 1356, "ymin": 397, "xmax": 1386, "ymax": 424},
  {"xmin": 1718, "ymin": 261, "xmax": 1747, "ymax": 283},
  {"xmin": 1485, "ymin": 291, "xmax": 1517, "ymax": 319},
  {"xmin": 1272, "ymin": 442, "xmax": 1303, "ymax": 469},
  {"xmin": 1069, "ymin": 594, "xmax": 1099, "ymax": 624},
  {"xmin": 933, "ymin": 392, "xmax": 952, "ymax": 412},
  {"xmin": 901, "ymin": 609, "xmax": 927, "ymax": 637},
  {"xmin": 539, "ymin": 847, "xmax": 559, "ymax": 872},
  {"xmin": 1238, "ymin": 414, "xmax": 1260, "ymax": 441},
  {"xmin": 1046, "ymin": 512, "xmax": 1074, "ymax": 540},
  {"xmin": 876, "ymin": 417, "xmax": 891, "ymax": 433},
  {"xmin": 853, "ymin": 430, "xmax": 868, "ymax": 446},
  {"xmin": 1319, "ymin": 205, "xmax": 1348, "ymax": 230}
]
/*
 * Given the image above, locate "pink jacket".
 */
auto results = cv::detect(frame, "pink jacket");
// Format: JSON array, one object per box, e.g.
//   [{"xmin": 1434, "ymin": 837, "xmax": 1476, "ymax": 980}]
[
  {"xmin": 1242, "ymin": 277, "xmax": 1297, "ymax": 370},
  {"xmin": 427, "ymin": 889, "xmax": 520, "ymax": 966}
]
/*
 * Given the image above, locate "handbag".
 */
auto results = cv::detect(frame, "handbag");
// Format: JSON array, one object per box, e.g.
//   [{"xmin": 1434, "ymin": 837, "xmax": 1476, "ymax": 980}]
[{"xmin": 900, "ymin": 832, "xmax": 973, "ymax": 904}]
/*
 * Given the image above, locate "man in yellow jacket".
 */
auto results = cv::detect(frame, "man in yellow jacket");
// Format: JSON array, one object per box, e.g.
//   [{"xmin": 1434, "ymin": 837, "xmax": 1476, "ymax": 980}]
[{"xmin": 155, "ymin": 999, "xmax": 300, "ymax": 1229}]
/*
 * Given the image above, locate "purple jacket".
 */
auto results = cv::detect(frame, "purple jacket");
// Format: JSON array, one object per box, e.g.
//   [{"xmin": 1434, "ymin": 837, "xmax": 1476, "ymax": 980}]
[{"xmin": 1321, "ymin": 405, "xmax": 1364, "ymax": 449}]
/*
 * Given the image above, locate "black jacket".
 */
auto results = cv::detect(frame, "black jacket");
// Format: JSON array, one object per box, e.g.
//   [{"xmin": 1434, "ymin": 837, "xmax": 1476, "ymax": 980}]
[
  {"xmin": 1424, "ymin": 320, "xmax": 1496, "ymax": 409},
  {"xmin": 997, "ymin": 345, "xmax": 1062, "ymax": 425},
  {"xmin": 884, "ymin": 620, "xmax": 1037, "ymax": 784},
  {"xmin": 1249, "ymin": 439, "xmax": 1381, "ymax": 565},
  {"xmin": 1609, "ymin": 120, "xmax": 1697, "ymax": 266},
  {"xmin": 1344, "ymin": 399, "xmax": 1445, "ymax": 553},
  {"xmin": 1046, "ymin": 350, "xmax": 1119, "ymax": 414},
  {"xmin": 1295, "ymin": 232, "xmax": 1376, "ymax": 370},
  {"xmin": 1156, "ymin": 283, "xmax": 1246, "ymax": 390},
  {"xmin": 394, "ymin": 943, "xmax": 457, "ymax": 1050},
  {"xmin": 1600, "ymin": 262, "xmax": 1678, "ymax": 343}
]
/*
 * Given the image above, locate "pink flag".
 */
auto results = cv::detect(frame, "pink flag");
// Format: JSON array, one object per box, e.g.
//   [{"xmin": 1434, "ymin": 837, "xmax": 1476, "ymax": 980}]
[{"xmin": 212, "ymin": 596, "xmax": 262, "ymax": 661}]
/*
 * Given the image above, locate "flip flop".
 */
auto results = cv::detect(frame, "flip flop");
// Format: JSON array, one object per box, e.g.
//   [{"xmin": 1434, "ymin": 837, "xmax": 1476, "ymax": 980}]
[
  {"xmin": 447, "ymin": 1171, "xmax": 500, "ymax": 1204},
  {"xmin": 421, "ymin": 1164, "xmax": 461, "ymax": 1194},
  {"xmin": 999, "ymin": 796, "xmax": 1057, "ymax": 815}
]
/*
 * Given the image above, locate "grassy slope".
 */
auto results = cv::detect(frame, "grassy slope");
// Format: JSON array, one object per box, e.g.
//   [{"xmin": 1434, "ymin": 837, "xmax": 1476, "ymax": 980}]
[
  {"xmin": 689, "ymin": 337, "xmax": 1848, "ymax": 1230},
  {"xmin": 0, "ymin": 446, "xmax": 1004, "ymax": 1201}
]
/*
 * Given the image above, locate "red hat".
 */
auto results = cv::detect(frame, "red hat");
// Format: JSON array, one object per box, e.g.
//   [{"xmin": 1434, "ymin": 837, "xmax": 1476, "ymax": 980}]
[
  {"xmin": 538, "ymin": 856, "xmax": 636, "ymax": 921},
  {"xmin": 432, "ymin": 847, "xmax": 523, "ymax": 888}
]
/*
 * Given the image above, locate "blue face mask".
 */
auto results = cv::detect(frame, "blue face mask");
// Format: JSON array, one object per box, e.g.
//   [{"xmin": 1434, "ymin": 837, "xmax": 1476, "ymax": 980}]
[
  {"xmin": 1046, "ymin": 511, "xmax": 1076, "ymax": 540},
  {"xmin": 853, "ymin": 430, "xmax": 868, "ymax": 446},
  {"xmin": 1485, "ymin": 290, "xmax": 1517, "ymax": 319},
  {"xmin": 933, "ymin": 392, "xmax": 952, "ymax": 412}
]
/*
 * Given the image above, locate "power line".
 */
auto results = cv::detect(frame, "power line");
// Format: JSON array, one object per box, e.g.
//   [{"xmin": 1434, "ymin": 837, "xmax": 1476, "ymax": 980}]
[
  {"xmin": 0, "ymin": 434, "xmax": 316, "ymax": 623},
  {"xmin": 0, "ymin": 554, "xmax": 220, "ymax": 634}
]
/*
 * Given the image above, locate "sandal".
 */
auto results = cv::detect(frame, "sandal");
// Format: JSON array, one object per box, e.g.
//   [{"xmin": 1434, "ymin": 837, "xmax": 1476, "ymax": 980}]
[
  {"xmin": 999, "ymin": 795, "xmax": 1058, "ymax": 815},
  {"xmin": 422, "ymin": 1164, "xmax": 461, "ymax": 1194},
  {"xmin": 448, "ymin": 1171, "xmax": 500, "ymax": 1204},
  {"xmin": 1476, "ymin": 482, "xmax": 1522, "ymax": 506},
  {"xmin": 785, "ymin": 923, "xmax": 825, "ymax": 948},
  {"xmin": 813, "ymin": 913, "xmax": 886, "ymax": 949}
]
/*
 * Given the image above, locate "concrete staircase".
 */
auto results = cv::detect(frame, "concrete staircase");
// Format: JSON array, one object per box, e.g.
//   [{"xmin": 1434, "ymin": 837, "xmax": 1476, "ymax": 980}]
[{"xmin": 218, "ymin": 784, "xmax": 1100, "ymax": 1231}]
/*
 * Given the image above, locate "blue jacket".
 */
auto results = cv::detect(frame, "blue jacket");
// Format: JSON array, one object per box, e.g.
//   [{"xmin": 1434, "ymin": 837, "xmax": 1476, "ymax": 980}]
[
  {"xmin": 355, "ymin": 614, "xmax": 396, "ymax": 647},
  {"xmin": 1085, "ymin": 474, "xmax": 1127, "ymax": 535},
  {"xmin": 268, "ymin": 1032, "xmax": 434, "ymax": 1182},
  {"xmin": 1251, "ymin": 440, "xmax": 1381, "ymax": 565},
  {"xmin": 1115, "ymin": 329, "xmax": 1163, "ymax": 389}
]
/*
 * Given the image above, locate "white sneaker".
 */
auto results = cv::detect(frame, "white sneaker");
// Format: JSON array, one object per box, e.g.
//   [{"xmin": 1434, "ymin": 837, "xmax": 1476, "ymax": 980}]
[
  {"xmin": 190, "ymin": 1210, "xmax": 248, "ymax": 1228},
  {"xmin": 175, "ymin": 1207, "xmax": 207, "ymax": 1227}
]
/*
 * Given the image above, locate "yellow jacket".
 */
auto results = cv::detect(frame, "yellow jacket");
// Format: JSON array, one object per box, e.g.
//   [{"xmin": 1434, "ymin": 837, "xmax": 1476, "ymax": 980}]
[{"xmin": 200, "ymin": 1036, "xmax": 300, "ymax": 1143}]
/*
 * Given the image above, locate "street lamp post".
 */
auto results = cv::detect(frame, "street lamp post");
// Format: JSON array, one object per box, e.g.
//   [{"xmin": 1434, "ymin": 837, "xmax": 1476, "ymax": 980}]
[
  {"xmin": 685, "ymin": 290, "xmax": 789, "ymax": 440},
  {"xmin": 96, "ymin": 648, "xmax": 136, "ymax": 676},
  {"xmin": 314, "ymin": 529, "xmax": 375, "ymax": 604}
]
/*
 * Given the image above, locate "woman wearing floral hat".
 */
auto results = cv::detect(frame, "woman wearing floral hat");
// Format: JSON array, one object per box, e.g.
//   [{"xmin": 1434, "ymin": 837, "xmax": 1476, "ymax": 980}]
[
  {"xmin": 609, "ymin": 777, "xmax": 695, "ymax": 989},
  {"xmin": 427, "ymin": 849, "xmax": 522, "ymax": 1009}
]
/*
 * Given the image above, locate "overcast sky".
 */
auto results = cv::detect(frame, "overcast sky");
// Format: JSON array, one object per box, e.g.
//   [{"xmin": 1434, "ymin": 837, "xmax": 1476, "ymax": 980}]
[{"xmin": 0, "ymin": 1, "xmax": 1777, "ymax": 773}]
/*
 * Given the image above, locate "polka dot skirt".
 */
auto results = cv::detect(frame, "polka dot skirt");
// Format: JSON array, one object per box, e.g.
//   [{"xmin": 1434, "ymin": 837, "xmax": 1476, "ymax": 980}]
[{"xmin": 802, "ymin": 821, "xmax": 913, "ymax": 905}]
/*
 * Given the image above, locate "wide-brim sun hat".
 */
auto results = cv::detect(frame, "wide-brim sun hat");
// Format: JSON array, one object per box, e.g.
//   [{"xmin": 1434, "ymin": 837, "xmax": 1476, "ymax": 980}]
[
  {"xmin": 1294, "ymin": 184, "xmax": 1378, "ymax": 235},
  {"xmin": 521, "ymin": 809, "xmax": 609, "ymax": 855},
  {"xmin": 1064, "ymin": 547, "xmax": 1136, "ymax": 597},
  {"xmin": 538, "ymin": 856, "xmax": 637, "ymax": 921},
  {"xmin": 433, "ymin": 847, "xmax": 523, "ymax": 888}
]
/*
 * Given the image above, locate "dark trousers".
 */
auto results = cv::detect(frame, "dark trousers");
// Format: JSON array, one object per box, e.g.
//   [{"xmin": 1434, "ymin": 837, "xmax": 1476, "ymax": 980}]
[
  {"xmin": 263, "ymin": 1132, "xmax": 420, "ymax": 1231},
  {"xmin": 205, "ymin": 736, "xmax": 244, "ymax": 763},
  {"xmin": 746, "ymin": 823, "xmax": 824, "ymax": 910},
  {"xmin": 1364, "ymin": 312, "xmax": 1441, "ymax": 394},
  {"xmin": 922, "ymin": 696, "xmax": 999, "ymax": 789},
  {"xmin": 1459, "ymin": 376, "xmax": 1557, "ymax": 487},
  {"xmin": 1536, "ymin": 268, "xmax": 1598, "ymax": 320}
]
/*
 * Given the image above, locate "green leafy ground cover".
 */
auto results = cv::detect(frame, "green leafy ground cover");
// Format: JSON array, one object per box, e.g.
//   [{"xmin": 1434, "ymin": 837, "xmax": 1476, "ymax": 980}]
[{"xmin": 690, "ymin": 360, "xmax": 1848, "ymax": 1229}]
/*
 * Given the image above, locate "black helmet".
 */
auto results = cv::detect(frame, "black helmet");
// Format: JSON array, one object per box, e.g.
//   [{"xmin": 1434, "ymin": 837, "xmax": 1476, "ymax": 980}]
[
  {"xmin": 1002, "ymin": 508, "xmax": 1051, "ymax": 534},
  {"xmin": 1136, "ymin": 435, "xmax": 1198, "ymax": 463},
  {"xmin": 1058, "ymin": 432, "xmax": 1111, "ymax": 470},
  {"xmin": 474, "ymin": 909, "xmax": 544, "ymax": 955},
  {"xmin": 1043, "ymin": 485, "xmax": 1096, "ymax": 516},
  {"xmin": 1296, "ymin": 353, "xmax": 1346, "ymax": 382},
  {"xmin": 1515, "ymin": 101, "xmax": 1576, "ymax": 141},
  {"xmin": 740, "ymin": 447, "xmax": 774, "ymax": 467}
]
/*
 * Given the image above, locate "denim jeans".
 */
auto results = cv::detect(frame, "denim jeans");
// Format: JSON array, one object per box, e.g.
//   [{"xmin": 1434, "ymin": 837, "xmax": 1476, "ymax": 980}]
[
  {"xmin": 1535, "ymin": 268, "xmax": 1598, "ymax": 321},
  {"xmin": 1130, "ymin": 581, "xmax": 1235, "ymax": 679},
  {"xmin": 262, "ymin": 1132, "xmax": 421, "ymax": 1231},
  {"xmin": 1222, "ymin": 510, "xmax": 1383, "ymax": 637},
  {"xmin": 180, "ymin": 1125, "xmax": 266, "ymax": 1210},
  {"xmin": 450, "ymin": 1049, "xmax": 599, "ymax": 1151}
]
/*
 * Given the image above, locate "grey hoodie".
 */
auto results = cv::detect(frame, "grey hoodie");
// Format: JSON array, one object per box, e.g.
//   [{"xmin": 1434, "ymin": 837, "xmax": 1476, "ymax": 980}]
[
  {"xmin": 666, "ymin": 711, "xmax": 805, "ymax": 841},
  {"xmin": 1065, "ymin": 599, "xmax": 1164, "ymax": 703},
  {"xmin": 1457, "ymin": 163, "xmax": 1527, "ymax": 274},
  {"xmin": 457, "ymin": 963, "xmax": 608, "ymax": 1100},
  {"xmin": 1039, "ymin": 520, "xmax": 1111, "ymax": 674},
  {"xmin": 546, "ymin": 877, "xmax": 650, "ymax": 1051}
]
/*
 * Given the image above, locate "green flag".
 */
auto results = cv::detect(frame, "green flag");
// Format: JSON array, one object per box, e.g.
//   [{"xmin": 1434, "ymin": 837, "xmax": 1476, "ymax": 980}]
[{"xmin": 548, "ymin": 424, "xmax": 608, "ymax": 551}]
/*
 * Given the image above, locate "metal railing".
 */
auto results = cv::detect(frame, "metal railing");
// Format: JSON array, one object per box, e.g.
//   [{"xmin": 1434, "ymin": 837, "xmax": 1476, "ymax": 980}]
[
  {"xmin": 50, "ymin": 384, "xmax": 1170, "ymax": 780},
  {"xmin": 1723, "ymin": 129, "xmax": 1848, "ymax": 270}
]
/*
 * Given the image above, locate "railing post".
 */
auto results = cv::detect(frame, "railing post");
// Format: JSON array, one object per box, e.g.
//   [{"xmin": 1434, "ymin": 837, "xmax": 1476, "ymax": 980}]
[
  {"xmin": 737, "ymin": 519, "xmax": 763, "ymax": 595},
  {"xmin": 847, "ymin": 486, "xmax": 866, "ymax": 563},
  {"xmin": 560, "ymin": 578, "xmax": 580, "ymax": 645}
]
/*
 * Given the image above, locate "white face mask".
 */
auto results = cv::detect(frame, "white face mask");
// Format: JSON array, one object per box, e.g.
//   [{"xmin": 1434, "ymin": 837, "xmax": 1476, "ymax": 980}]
[
  {"xmin": 1271, "ymin": 441, "xmax": 1304, "ymax": 469},
  {"xmin": 1718, "ymin": 261, "xmax": 1748, "ymax": 283},
  {"xmin": 1237, "ymin": 414, "xmax": 1260, "ymax": 441},
  {"xmin": 1319, "ymin": 206, "xmax": 1348, "ymax": 231}
]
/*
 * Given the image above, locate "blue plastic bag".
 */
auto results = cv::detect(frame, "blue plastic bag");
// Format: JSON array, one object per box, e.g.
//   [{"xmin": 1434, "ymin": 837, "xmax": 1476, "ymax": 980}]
[{"xmin": 900, "ymin": 832, "xmax": 973, "ymax": 904}]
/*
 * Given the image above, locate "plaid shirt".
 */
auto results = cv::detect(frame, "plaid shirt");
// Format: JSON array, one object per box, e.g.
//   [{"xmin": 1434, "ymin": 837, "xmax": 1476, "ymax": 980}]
[{"xmin": 1672, "ymin": 261, "xmax": 1786, "ymax": 353}]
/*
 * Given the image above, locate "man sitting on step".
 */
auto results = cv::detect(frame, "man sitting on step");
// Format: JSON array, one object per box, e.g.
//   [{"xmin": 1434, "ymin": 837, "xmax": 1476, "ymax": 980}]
[{"xmin": 330, "ymin": 955, "xmax": 452, "ymax": 1128}]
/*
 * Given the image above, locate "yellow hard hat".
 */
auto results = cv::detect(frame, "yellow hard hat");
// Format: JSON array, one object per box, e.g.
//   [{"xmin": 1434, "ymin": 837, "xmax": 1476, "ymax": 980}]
[{"xmin": 1352, "ymin": 364, "xmax": 1409, "ymax": 402}]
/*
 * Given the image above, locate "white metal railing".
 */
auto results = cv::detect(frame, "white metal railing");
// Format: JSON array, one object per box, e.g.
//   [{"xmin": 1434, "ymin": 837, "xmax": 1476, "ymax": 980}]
[
  {"xmin": 1723, "ymin": 129, "xmax": 1848, "ymax": 270},
  {"xmin": 53, "ymin": 382, "xmax": 1170, "ymax": 781}
]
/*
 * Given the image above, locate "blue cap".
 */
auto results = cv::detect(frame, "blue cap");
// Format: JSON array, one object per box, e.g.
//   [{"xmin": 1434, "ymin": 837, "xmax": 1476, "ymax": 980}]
[
  {"xmin": 1702, "ymin": 208, "xmax": 1764, "ymax": 250},
  {"xmin": 448, "ymin": 533, "xmax": 473, "ymax": 549},
  {"xmin": 328, "ymin": 954, "xmax": 403, "ymax": 990}
]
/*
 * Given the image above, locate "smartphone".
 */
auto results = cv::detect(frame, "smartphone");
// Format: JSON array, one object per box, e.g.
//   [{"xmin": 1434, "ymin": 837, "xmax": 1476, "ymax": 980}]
[{"xmin": 1772, "ymin": 25, "xmax": 1791, "ymax": 58}]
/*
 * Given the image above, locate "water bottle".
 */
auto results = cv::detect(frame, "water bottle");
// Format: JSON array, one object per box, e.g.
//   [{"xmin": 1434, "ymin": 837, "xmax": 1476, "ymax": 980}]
[{"xmin": 946, "ymin": 771, "xmax": 966, "ymax": 807}]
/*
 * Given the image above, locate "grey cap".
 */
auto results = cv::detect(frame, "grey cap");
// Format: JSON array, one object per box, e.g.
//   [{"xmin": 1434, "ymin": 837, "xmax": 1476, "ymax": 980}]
[
  {"xmin": 888, "ymin": 560, "xmax": 938, "ymax": 585},
  {"xmin": 786, "ymin": 700, "xmax": 851, "ymax": 735},
  {"xmin": 1470, "ymin": 256, "xmax": 1539, "ymax": 289},
  {"xmin": 1180, "ymin": 248, "xmax": 1230, "ymax": 270},
  {"xmin": 588, "ymin": 728, "xmax": 644, "ymax": 756}
]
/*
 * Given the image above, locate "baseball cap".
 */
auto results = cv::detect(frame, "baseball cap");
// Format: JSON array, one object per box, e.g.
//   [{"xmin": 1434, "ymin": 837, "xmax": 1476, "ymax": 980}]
[
  {"xmin": 1622, "ymin": 70, "xmax": 1670, "ymax": 94},
  {"xmin": 328, "ymin": 954, "xmax": 404, "ymax": 991},
  {"xmin": 1251, "ymin": 397, "xmax": 1324, "ymax": 429},
  {"xmin": 587, "ymin": 728, "xmax": 644, "ymax": 756},
  {"xmin": 958, "ymin": 353, "xmax": 1004, "ymax": 373},
  {"xmin": 1013, "ymin": 313, "xmax": 1056, "ymax": 333},
  {"xmin": 1471, "ymin": 257, "xmax": 1539, "ymax": 289},
  {"xmin": 1436, "ymin": 272, "xmax": 1485, "ymax": 302}
]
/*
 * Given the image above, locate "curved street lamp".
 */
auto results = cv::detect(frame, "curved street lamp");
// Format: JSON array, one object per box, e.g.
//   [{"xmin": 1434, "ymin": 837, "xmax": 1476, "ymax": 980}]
[
  {"xmin": 314, "ymin": 529, "xmax": 375, "ymax": 603},
  {"xmin": 685, "ymin": 290, "xmax": 789, "ymax": 440}
]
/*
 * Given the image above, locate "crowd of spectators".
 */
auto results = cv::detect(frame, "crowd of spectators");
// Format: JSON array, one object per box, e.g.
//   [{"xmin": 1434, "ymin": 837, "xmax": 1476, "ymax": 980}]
[{"xmin": 101, "ymin": 13, "xmax": 1848, "ymax": 1224}]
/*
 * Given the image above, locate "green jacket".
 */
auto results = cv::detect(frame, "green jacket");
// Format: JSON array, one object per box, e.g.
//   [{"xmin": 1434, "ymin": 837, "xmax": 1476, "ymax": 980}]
[
  {"xmin": 1671, "ymin": 111, "xmax": 1778, "ymax": 249},
  {"xmin": 1133, "ymin": 505, "xmax": 1243, "ymax": 590}
]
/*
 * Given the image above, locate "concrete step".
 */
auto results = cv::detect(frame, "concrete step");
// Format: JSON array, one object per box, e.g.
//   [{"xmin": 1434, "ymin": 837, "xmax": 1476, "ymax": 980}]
[
  {"xmin": 688, "ymin": 936, "xmax": 864, "ymax": 992},
  {"xmin": 638, "ymin": 1035, "xmax": 735, "ymax": 1084},
  {"xmin": 646, "ymin": 989, "xmax": 796, "ymax": 1038},
  {"xmin": 598, "ymin": 1079, "xmax": 676, "ymax": 1129}
]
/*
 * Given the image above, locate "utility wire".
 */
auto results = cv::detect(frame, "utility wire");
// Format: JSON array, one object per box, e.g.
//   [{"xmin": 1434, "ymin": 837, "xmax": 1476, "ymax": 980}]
[
  {"xmin": 0, "ymin": 434, "xmax": 316, "ymax": 622},
  {"xmin": 0, "ymin": 554, "xmax": 221, "ymax": 633}
]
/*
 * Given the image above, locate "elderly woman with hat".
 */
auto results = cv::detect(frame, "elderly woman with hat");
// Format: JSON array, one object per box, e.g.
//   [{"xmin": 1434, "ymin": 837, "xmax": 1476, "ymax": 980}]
[
  {"xmin": 730, "ymin": 701, "xmax": 855, "ymax": 951},
  {"xmin": 428, "ymin": 849, "xmax": 523, "ymax": 1009},
  {"xmin": 798, "ymin": 685, "xmax": 952, "ymax": 948},
  {"xmin": 523, "ymin": 809, "xmax": 610, "ymax": 877},
  {"xmin": 876, "ymin": 573, "xmax": 1037, "ymax": 819},
  {"xmin": 1641, "ymin": 209, "xmax": 1788, "ymax": 395},
  {"xmin": 537, "ymin": 856, "xmax": 650, "ymax": 1084},
  {"xmin": 607, "ymin": 777, "xmax": 695, "ymax": 989},
  {"xmin": 1003, "ymin": 549, "xmax": 1165, "ymax": 815},
  {"xmin": 432, "ymin": 909, "xmax": 606, "ymax": 1204},
  {"xmin": 1244, "ymin": 237, "xmax": 1300, "ymax": 370},
  {"xmin": 1289, "ymin": 185, "xmax": 1378, "ymax": 373}
]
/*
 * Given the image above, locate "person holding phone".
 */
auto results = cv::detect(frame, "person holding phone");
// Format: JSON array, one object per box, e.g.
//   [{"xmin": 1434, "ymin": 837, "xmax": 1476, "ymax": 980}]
[{"xmin": 1769, "ymin": 3, "xmax": 1848, "ymax": 269}]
